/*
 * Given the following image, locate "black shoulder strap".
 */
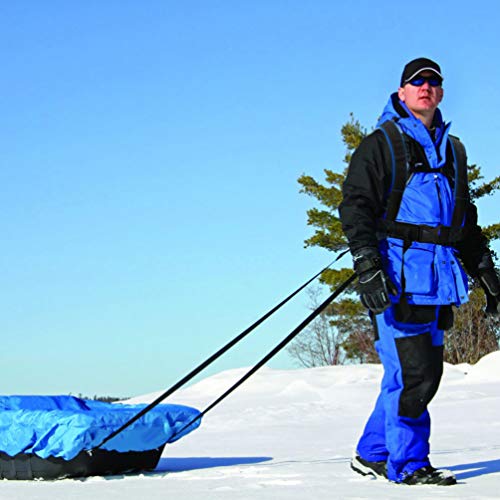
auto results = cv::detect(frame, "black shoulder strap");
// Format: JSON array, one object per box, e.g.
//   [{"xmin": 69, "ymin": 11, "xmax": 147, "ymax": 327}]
[
  {"xmin": 448, "ymin": 135, "xmax": 468, "ymax": 228},
  {"xmin": 378, "ymin": 120, "xmax": 408, "ymax": 221}
]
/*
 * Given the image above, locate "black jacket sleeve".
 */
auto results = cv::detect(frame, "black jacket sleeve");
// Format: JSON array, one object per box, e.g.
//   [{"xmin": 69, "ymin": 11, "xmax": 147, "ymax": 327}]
[
  {"xmin": 456, "ymin": 200, "xmax": 492, "ymax": 275},
  {"xmin": 339, "ymin": 127, "xmax": 493, "ymax": 269},
  {"xmin": 338, "ymin": 130, "xmax": 392, "ymax": 253}
]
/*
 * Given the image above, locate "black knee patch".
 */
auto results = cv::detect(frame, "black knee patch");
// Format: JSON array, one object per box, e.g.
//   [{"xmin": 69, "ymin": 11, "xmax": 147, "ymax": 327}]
[
  {"xmin": 395, "ymin": 333, "xmax": 443, "ymax": 419},
  {"xmin": 437, "ymin": 305, "xmax": 454, "ymax": 330}
]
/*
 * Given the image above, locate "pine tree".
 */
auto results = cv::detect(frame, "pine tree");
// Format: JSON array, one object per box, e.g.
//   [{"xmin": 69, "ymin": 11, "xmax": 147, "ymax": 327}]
[{"xmin": 288, "ymin": 114, "xmax": 500, "ymax": 367}]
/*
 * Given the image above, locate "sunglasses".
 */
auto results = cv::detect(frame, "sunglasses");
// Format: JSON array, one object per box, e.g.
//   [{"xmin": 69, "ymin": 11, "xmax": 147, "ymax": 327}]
[{"xmin": 407, "ymin": 75, "xmax": 442, "ymax": 87}]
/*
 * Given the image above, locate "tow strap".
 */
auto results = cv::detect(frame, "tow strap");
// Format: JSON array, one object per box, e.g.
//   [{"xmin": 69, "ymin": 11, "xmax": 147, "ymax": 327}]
[
  {"xmin": 91, "ymin": 250, "xmax": 353, "ymax": 453},
  {"xmin": 167, "ymin": 271, "xmax": 356, "ymax": 443}
]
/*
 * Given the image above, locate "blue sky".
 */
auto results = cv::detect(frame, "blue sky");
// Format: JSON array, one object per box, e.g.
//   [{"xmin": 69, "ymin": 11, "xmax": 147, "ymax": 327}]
[{"xmin": 1, "ymin": 1, "xmax": 499, "ymax": 396}]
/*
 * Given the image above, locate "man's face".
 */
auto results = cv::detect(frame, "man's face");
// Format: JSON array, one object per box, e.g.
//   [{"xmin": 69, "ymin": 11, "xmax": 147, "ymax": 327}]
[{"xmin": 397, "ymin": 71, "xmax": 444, "ymax": 117}]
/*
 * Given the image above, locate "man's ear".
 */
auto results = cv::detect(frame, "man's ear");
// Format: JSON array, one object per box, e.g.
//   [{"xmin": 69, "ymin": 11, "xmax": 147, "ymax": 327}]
[
  {"xmin": 437, "ymin": 87, "xmax": 444, "ymax": 104},
  {"xmin": 398, "ymin": 87, "xmax": 405, "ymax": 102}
]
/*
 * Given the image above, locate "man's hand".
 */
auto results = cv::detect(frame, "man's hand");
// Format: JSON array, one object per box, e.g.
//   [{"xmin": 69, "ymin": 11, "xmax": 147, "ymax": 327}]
[
  {"xmin": 353, "ymin": 247, "xmax": 397, "ymax": 314},
  {"xmin": 477, "ymin": 252, "xmax": 500, "ymax": 315},
  {"xmin": 478, "ymin": 268, "xmax": 500, "ymax": 315}
]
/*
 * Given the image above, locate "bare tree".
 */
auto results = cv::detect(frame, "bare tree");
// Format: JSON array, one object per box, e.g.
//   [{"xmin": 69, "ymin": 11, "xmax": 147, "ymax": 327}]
[
  {"xmin": 287, "ymin": 288, "xmax": 378, "ymax": 367},
  {"xmin": 445, "ymin": 283, "xmax": 500, "ymax": 364}
]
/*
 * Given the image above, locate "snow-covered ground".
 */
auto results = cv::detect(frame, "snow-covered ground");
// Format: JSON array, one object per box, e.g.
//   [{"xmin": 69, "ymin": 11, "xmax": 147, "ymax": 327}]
[{"xmin": 3, "ymin": 352, "xmax": 500, "ymax": 499}]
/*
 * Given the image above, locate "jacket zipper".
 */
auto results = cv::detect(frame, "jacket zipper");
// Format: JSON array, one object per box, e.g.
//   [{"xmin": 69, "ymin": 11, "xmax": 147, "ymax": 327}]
[{"xmin": 434, "ymin": 174, "xmax": 442, "ymax": 218}]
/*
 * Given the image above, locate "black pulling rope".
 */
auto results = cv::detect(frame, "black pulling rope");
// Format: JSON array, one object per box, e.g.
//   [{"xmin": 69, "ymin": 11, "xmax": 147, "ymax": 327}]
[
  {"xmin": 167, "ymin": 272, "xmax": 356, "ymax": 443},
  {"xmin": 91, "ymin": 253, "xmax": 348, "ymax": 452}
]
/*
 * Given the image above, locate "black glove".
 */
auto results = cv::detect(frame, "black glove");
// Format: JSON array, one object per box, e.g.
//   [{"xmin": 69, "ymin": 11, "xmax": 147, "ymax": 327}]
[
  {"xmin": 477, "ymin": 253, "xmax": 500, "ymax": 315},
  {"xmin": 353, "ymin": 247, "xmax": 397, "ymax": 314}
]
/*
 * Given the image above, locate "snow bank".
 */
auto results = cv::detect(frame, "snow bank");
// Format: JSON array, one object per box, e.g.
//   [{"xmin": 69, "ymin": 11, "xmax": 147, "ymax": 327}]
[
  {"xmin": 460, "ymin": 351, "xmax": 500, "ymax": 382},
  {"xmin": 3, "ymin": 352, "xmax": 500, "ymax": 499}
]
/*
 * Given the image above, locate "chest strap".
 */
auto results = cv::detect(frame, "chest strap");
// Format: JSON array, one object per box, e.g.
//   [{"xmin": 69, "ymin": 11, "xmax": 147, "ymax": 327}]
[{"xmin": 381, "ymin": 220, "xmax": 464, "ymax": 245}]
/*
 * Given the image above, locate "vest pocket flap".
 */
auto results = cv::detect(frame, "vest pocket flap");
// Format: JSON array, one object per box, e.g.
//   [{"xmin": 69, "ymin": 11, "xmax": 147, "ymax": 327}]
[{"xmin": 384, "ymin": 239, "xmax": 437, "ymax": 297}]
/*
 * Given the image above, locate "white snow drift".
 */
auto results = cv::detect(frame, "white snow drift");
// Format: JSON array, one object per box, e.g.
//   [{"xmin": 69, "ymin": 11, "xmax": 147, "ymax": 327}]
[{"xmin": 2, "ymin": 352, "xmax": 500, "ymax": 499}]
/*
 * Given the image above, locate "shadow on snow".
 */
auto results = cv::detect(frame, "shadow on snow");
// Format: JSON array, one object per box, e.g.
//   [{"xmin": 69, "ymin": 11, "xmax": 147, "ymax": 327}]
[
  {"xmin": 447, "ymin": 458, "xmax": 500, "ymax": 480},
  {"xmin": 155, "ymin": 456, "xmax": 273, "ymax": 472}
]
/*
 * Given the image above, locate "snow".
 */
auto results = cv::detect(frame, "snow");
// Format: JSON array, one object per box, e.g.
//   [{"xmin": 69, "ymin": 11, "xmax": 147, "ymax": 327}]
[{"xmin": 3, "ymin": 353, "xmax": 500, "ymax": 499}]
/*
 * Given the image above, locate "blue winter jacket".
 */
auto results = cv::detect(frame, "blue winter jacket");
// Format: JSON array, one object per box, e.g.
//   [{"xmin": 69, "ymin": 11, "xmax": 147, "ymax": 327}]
[{"xmin": 340, "ymin": 94, "xmax": 474, "ymax": 306}]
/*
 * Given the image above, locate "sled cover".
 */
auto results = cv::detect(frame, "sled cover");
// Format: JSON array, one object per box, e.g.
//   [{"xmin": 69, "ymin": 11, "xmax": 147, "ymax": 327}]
[{"xmin": 0, "ymin": 395, "xmax": 201, "ymax": 460}]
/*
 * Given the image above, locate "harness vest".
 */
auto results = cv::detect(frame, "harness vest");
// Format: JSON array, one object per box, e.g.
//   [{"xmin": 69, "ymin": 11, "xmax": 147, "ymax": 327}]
[
  {"xmin": 377, "ymin": 120, "xmax": 468, "ymax": 246},
  {"xmin": 374, "ymin": 119, "xmax": 469, "ymax": 307}
]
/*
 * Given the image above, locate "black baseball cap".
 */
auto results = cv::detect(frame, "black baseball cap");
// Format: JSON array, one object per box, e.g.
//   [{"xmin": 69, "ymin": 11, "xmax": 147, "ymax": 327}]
[{"xmin": 400, "ymin": 57, "xmax": 443, "ymax": 86}]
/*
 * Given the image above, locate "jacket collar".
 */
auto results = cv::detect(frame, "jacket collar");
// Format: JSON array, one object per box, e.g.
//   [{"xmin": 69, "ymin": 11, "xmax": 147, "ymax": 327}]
[{"xmin": 377, "ymin": 93, "xmax": 450, "ymax": 168}]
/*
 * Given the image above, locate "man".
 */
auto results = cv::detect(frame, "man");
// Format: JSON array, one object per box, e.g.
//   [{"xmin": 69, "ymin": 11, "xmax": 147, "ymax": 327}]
[{"xmin": 339, "ymin": 57, "xmax": 500, "ymax": 485}]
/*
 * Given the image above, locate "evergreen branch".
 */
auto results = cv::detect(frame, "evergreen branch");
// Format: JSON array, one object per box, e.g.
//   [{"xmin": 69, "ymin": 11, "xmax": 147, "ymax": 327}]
[
  {"xmin": 470, "ymin": 174, "xmax": 500, "ymax": 200},
  {"xmin": 482, "ymin": 223, "xmax": 500, "ymax": 242}
]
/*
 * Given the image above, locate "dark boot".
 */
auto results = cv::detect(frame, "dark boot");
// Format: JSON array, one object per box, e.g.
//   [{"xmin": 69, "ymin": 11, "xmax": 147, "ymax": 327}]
[
  {"xmin": 351, "ymin": 454, "xmax": 387, "ymax": 479},
  {"xmin": 399, "ymin": 465, "xmax": 456, "ymax": 485}
]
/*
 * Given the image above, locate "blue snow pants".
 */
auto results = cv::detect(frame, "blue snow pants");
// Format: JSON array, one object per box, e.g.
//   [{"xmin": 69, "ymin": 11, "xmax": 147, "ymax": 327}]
[{"xmin": 356, "ymin": 305, "xmax": 444, "ymax": 482}]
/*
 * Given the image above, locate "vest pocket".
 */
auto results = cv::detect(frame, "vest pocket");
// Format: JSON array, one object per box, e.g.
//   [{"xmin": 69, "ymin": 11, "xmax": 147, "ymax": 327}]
[{"xmin": 403, "ymin": 242, "xmax": 437, "ymax": 296}]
